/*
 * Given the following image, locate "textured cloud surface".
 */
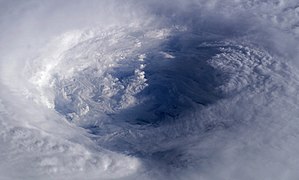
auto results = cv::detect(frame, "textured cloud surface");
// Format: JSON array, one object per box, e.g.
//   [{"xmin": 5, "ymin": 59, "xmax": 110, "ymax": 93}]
[{"xmin": 1, "ymin": 0, "xmax": 299, "ymax": 179}]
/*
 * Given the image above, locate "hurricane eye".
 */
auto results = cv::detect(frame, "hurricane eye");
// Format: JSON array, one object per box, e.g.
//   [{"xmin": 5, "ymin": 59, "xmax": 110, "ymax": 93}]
[{"xmin": 1, "ymin": 1, "xmax": 298, "ymax": 179}]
